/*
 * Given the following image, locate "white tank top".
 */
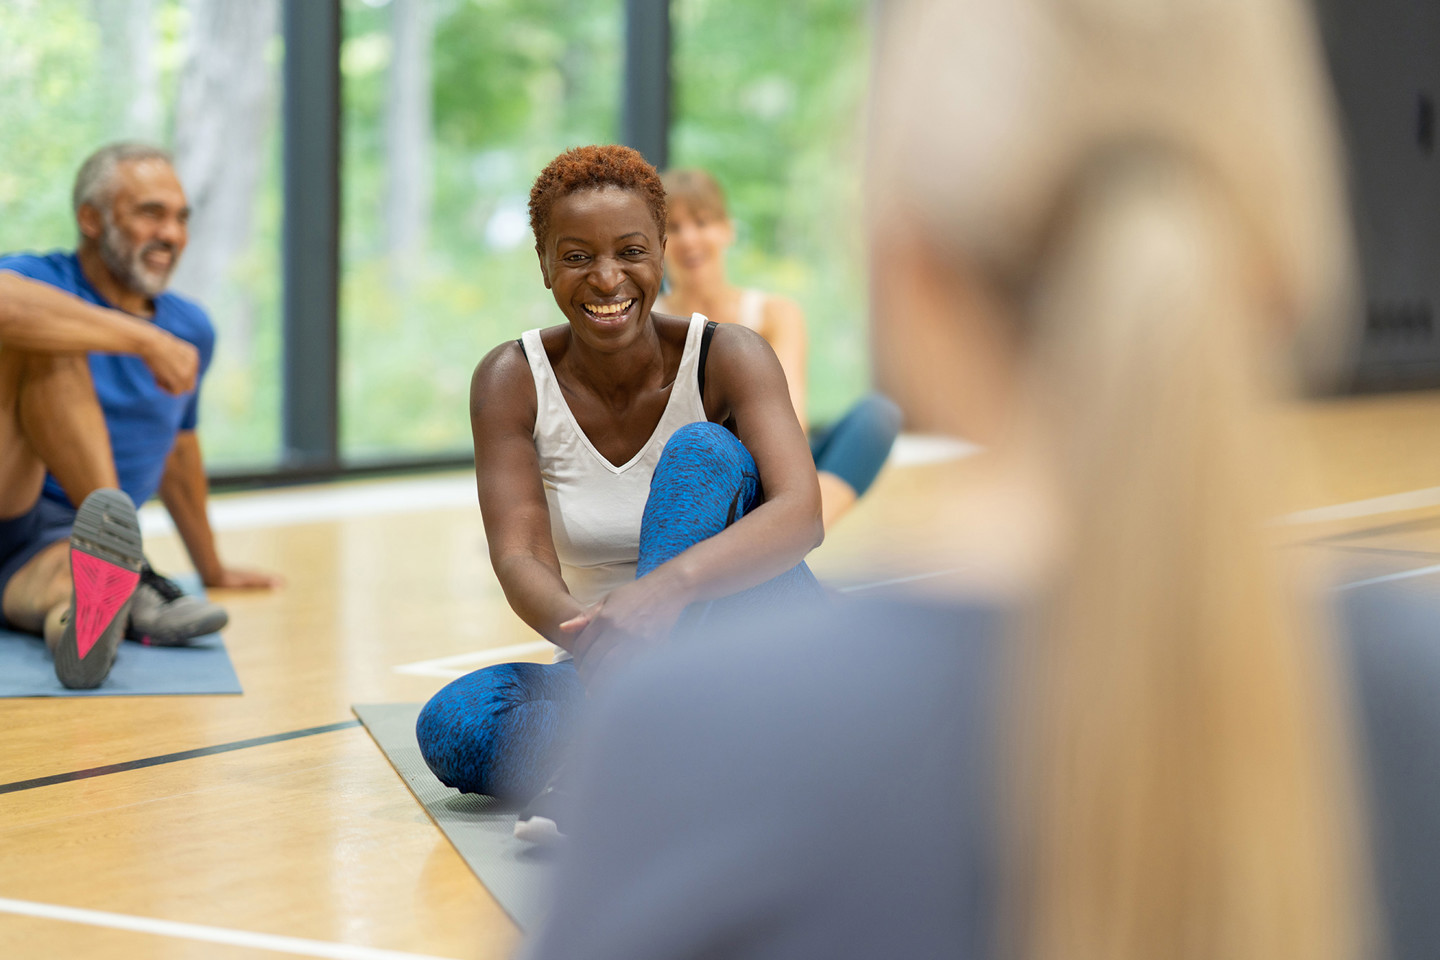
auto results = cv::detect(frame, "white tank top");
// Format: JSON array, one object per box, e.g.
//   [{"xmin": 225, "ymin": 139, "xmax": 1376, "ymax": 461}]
[
  {"xmin": 522, "ymin": 313, "xmax": 711, "ymax": 607},
  {"xmin": 736, "ymin": 288, "xmax": 766, "ymax": 331}
]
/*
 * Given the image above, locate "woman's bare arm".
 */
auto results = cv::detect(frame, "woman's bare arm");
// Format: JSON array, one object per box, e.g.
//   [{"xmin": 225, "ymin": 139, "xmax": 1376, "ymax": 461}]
[
  {"xmin": 665, "ymin": 322, "xmax": 823, "ymax": 595},
  {"xmin": 471, "ymin": 341, "xmax": 589, "ymax": 647}
]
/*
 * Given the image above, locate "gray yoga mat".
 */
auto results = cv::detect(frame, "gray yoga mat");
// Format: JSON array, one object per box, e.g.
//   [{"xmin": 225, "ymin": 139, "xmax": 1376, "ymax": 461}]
[{"xmin": 352, "ymin": 702, "xmax": 556, "ymax": 931}]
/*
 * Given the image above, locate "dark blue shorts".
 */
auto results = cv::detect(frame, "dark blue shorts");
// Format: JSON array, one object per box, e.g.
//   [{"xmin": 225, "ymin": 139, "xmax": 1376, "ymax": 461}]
[{"xmin": 0, "ymin": 497, "xmax": 77, "ymax": 629}]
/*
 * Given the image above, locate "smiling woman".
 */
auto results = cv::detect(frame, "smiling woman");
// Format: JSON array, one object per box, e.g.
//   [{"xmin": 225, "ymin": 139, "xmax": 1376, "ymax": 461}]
[
  {"xmin": 413, "ymin": 145, "xmax": 826, "ymax": 836},
  {"xmin": 537, "ymin": 186, "xmax": 664, "ymax": 352}
]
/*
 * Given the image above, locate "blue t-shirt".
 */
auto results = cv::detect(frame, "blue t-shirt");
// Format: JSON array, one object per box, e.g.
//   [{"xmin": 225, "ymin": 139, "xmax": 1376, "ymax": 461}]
[{"xmin": 0, "ymin": 251, "xmax": 215, "ymax": 509}]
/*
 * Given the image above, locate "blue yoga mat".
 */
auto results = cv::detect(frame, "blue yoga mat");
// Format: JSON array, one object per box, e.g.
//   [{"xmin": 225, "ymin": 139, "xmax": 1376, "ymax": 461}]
[{"xmin": 0, "ymin": 576, "xmax": 242, "ymax": 697}]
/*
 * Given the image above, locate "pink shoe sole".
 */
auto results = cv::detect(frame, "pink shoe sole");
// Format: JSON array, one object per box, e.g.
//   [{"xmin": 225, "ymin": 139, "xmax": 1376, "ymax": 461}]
[{"xmin": 53, "ymin": 490, "xmax": 142, "ymax": 690}]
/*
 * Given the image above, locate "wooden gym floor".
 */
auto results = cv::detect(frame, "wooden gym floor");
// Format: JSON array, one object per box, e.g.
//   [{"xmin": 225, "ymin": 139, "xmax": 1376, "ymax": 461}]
[{"xmin": 3, "ymin": 390, "xmax": 1440, "ymax": 959}]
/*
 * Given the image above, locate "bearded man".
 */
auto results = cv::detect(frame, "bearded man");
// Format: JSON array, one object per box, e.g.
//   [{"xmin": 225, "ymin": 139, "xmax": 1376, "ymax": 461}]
[{"xmin": 0, "ymin": 142, "xmax": 277, "ymax": 689}]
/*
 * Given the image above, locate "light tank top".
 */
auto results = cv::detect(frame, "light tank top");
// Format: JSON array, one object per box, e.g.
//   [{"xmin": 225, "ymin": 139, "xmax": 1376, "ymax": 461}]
[
  {"xmin": 521, "ymin": 313, "xmax": 710, "ymax": 609},
  {"xmin": 736, "ymin": 288, "xmax": 766, "ymax": 331}
]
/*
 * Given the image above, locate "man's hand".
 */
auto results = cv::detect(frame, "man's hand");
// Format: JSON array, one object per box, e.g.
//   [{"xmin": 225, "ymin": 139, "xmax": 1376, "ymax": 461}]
[
  {"xmin": 203, "ymin": 566, "xmax": 283, "ymax": 590},
  {"xmin": 140, "ymin": 327, "xmax": 199, "ymax": 395}
]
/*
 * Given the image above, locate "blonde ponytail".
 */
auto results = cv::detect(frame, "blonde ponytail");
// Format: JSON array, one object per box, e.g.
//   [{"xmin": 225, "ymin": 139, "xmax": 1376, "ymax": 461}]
[{"xmin": 1005, "ymin": 152, "xmax": 1370, "ymax": 960}]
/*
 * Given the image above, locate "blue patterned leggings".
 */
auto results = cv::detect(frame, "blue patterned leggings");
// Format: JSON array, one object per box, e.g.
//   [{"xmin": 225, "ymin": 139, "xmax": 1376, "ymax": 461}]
[{"xmin": 415, "ymin": 422, "xmax": 823, "ymax": 800}]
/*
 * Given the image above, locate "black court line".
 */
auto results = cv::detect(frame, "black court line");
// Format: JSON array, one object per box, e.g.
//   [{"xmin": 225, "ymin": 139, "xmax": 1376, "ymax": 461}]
[{"xmin": 0, "ymin": 719, "xmax": 361, "ymax": 796}]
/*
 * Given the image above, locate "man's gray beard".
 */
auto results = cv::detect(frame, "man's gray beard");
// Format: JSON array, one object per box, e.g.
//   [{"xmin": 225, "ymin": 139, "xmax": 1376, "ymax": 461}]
[{"xmin": 98, "ymin": 215, "xmax": 173, "ymax": 299}]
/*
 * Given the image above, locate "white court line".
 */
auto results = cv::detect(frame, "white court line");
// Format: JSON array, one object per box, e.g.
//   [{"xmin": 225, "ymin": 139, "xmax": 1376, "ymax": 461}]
[
  {"xmin": 393, "ymin": 569, "xmax": 975, "ymax": 678},
  {"xmin": 835, "ymin": 566, "xmax": 972, "ymax": 593},
  {"xmin": 1335, "ymin": 562, "xmax": 1440, "ymax": 592},
  {"xmin": 887, "ymin": 434, "xmax": 981, "ymax": 467},
  {"xmin": 828, "ymin": 562, "xmax": 1440, "ymax": 596},
  {"xmin": 394, "ymin": 639, "xmax": 556, "ymax": 679},
  {"xmin": 832, "ymin": 563, "xmax": 1440, "ymax": 595},
  {"xmin": 0, "ymin": 897, "xmax": 458, "ymax": 960},
  {"xmin": 1279, "ymin": 485, "xmax": 1440, "ymax": 526},
  {"xmin": 139, "ymin": 434, "xmax": 981, "ymax": 538},
  {"xmin": 132, "ymin": 435, "xmax": 1438, "ymax": 539},
  {"xmin": 140, "ymin": 474, "xmax": 476, "ymax": 536}
]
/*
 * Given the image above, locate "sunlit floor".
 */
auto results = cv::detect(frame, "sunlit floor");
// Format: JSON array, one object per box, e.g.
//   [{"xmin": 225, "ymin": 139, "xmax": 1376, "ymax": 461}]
[{"xmin": 3, "ymin": 391, "xmax": 1440, "ymax": 959}]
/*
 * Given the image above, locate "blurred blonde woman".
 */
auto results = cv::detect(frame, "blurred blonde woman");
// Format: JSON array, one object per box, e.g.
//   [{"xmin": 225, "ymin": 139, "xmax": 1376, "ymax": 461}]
[
  {"xmin": 658, "ymin": 168, "xmax": 901, "ymax": 530},
  {"xmin": 520, "ymin": 0, "xmax": 1440, "ymax": 958}
]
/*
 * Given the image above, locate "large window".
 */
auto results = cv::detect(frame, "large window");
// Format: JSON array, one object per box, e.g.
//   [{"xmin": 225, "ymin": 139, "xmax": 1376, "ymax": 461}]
[
  {"xmin": 0, "ymin": 0, "xmax": 285, "ymax": 471},
  {"xmin": 340, "ymin": 0, "xmax": 624, "ymax": 461},
  {"xmin": 670, "ymin": 0, "xmax": 871, "ymax": 425},
  {"xmin": 2, "ymin": 0, "xmax": 876, "ymax": 481}
]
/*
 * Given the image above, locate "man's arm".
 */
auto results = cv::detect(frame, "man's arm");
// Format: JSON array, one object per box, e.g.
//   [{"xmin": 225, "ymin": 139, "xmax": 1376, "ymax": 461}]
[
  {"xmin": 0, "ymin": 272, "xmax": 198, "ymax": 394},
  {"xmin": 158, "ymin": 431, "xmax": 280, "ymax": 589}
]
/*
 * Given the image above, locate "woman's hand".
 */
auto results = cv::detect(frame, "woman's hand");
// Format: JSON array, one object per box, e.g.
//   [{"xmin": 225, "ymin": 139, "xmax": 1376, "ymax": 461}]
[{"xmin": 568, "ymin": 575, "xmax": 692, "ymax": 686}]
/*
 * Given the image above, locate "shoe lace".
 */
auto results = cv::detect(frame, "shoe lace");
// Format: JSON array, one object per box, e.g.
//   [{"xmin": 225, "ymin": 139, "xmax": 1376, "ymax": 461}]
[{"xmin": 140, "ymin": 562, "xmax": 185, "ymax": 602}]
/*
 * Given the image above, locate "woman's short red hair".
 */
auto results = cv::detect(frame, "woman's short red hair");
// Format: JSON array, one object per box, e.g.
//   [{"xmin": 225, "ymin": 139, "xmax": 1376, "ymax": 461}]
[{"xmin": 529, "ymin": 145, "xmax": 668, "ymax": 249}]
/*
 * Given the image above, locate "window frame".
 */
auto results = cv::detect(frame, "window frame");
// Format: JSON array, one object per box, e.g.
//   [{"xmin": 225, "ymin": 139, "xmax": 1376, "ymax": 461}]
[{"xmin": 212, "ymin": 0, "xmax": 672, "ymax": 489}]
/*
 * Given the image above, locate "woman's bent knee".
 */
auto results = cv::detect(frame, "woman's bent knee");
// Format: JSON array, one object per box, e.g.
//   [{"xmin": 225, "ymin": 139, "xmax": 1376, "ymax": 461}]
[
  {"xmin": 652, "ymin": 422, "xmax": 759, "ymax": 505},
  {"xmin": 640, "ymin": 424, "xmax": 763, "ymax": 575},
  {"xmin": 415, "ymin": 660, "xmax": 584, "ymax": 801},
  {"xmin": 658, "ymin": 421, "xmax": 748, "ymax": 467}
]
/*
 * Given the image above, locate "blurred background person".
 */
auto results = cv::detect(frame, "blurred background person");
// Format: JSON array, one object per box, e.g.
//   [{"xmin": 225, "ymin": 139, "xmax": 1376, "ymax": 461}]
[
  {"xmin": 516, "ymin": 0, "xmax": 1438, "ymax": 958},
  {"xmin": 1, "ymin": 142, "xmax": 279, "ymax": 689},
  {"xmin": 658, "ymin": 168, "xmax": 900, "ymax": 530}
]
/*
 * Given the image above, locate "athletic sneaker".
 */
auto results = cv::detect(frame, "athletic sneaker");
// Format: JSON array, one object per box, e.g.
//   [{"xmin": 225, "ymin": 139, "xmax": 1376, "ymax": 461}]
[
  {"xmin": 514, "ymin": 767, "xmax": 571, "ymax": 844},
  {"xmin": 52, "ymin": 489, "xmax": 144, "ymax": 689},
  {"xmin": 126, "ymin": 562, "xmax": 228, "ymax": 646}
]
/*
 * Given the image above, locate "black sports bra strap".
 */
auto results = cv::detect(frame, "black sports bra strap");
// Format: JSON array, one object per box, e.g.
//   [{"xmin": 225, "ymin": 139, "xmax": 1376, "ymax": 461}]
[{"xmin": 697, "ymin": 320, "xmax": 719, "ymax": 397}]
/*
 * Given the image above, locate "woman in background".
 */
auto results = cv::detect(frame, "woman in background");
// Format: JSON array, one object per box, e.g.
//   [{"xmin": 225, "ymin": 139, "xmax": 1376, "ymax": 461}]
[
  {"xmin": 520, "ymin": 0, "xmax": 1423, "ymax": 957},
  {"xmin": 658, "ymin": 169, "xmax": 900, "ymax": 529}
]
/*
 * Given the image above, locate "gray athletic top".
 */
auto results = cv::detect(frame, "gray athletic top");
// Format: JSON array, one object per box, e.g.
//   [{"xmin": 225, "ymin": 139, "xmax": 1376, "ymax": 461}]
[{"xmin": 522, "ymin": 583, "xmax": 1440, "ymax": 960}]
